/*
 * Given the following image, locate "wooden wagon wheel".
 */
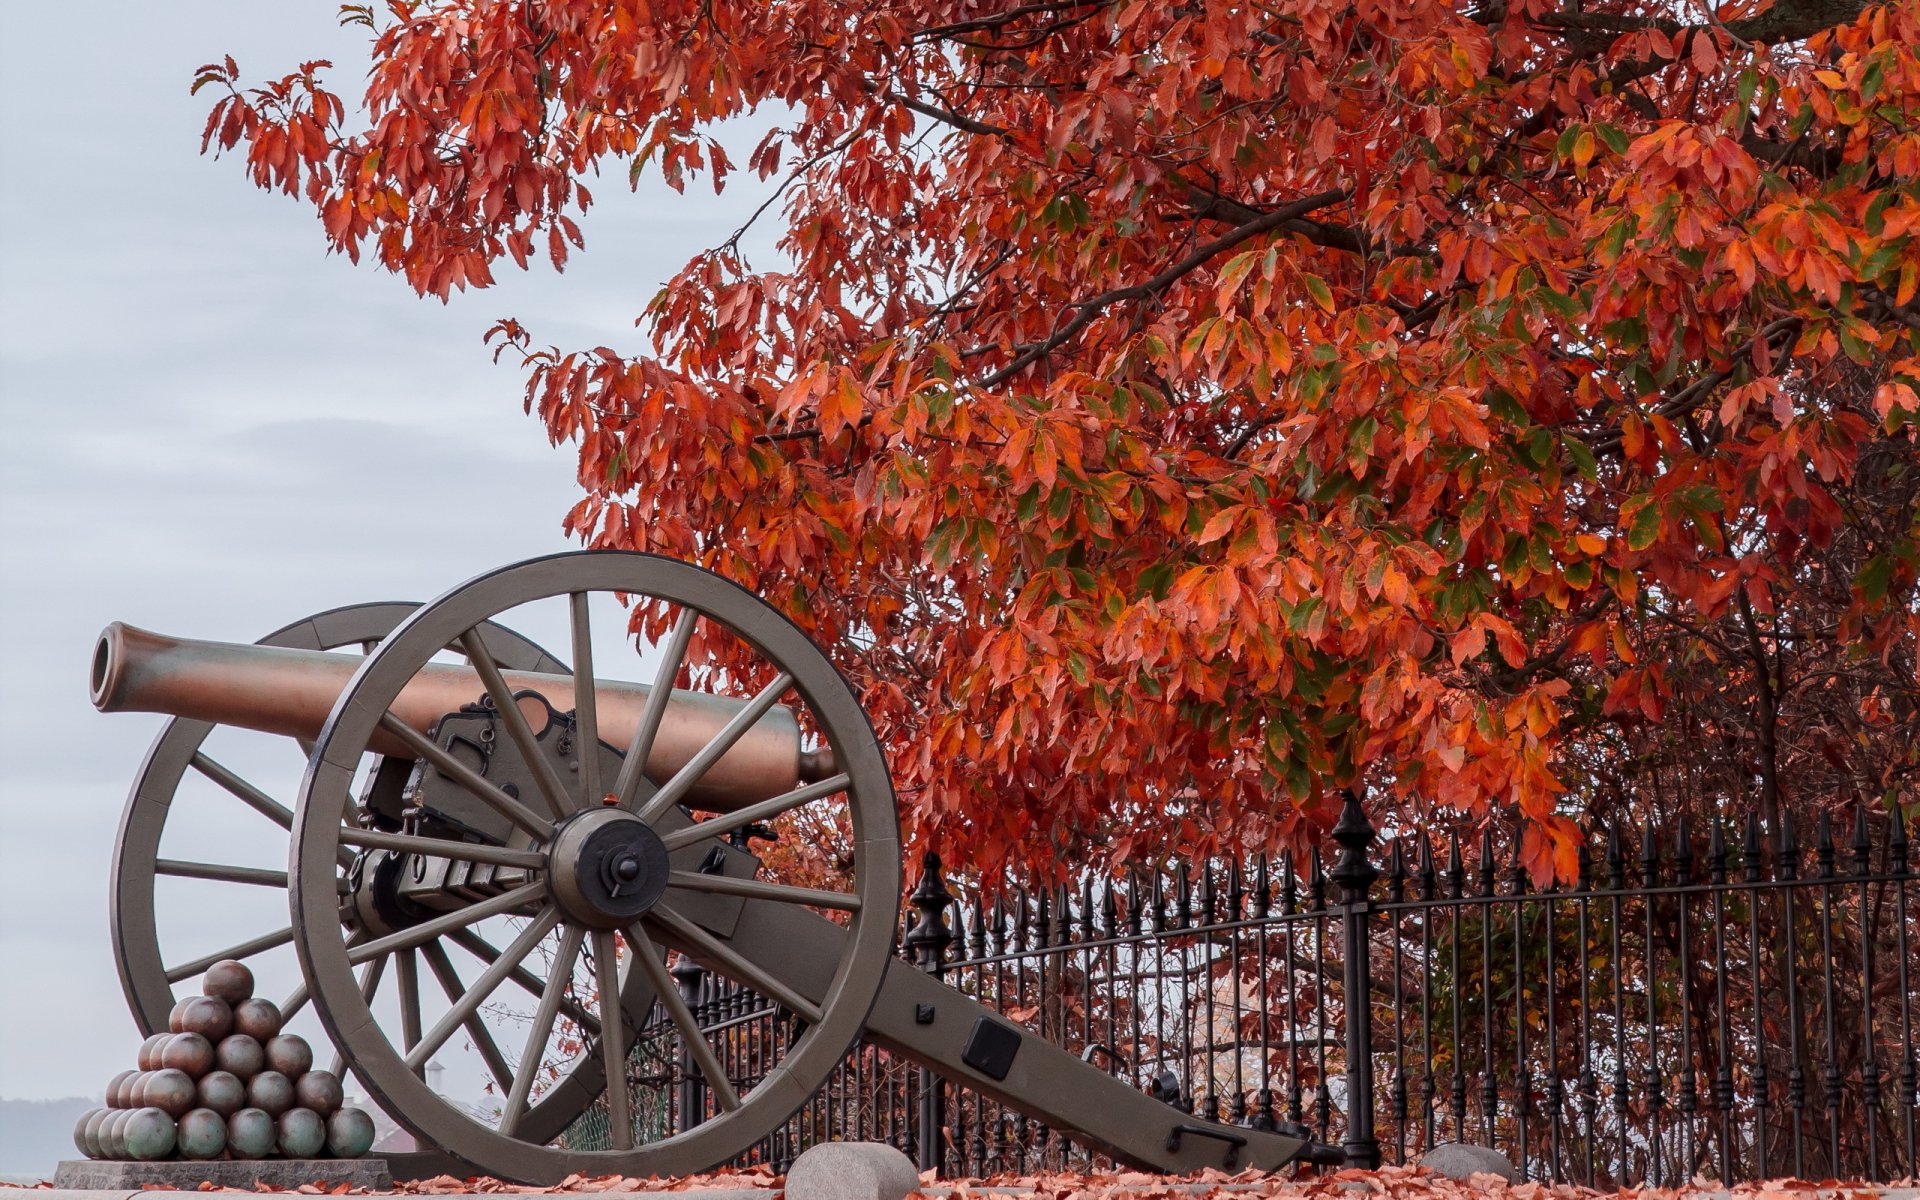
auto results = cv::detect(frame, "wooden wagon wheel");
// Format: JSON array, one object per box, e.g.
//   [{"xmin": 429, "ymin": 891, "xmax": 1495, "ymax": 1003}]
[
  {"xmin": 106, "ymin": 602, "xmax": 661, "ymax": 1143},
  {"xmin": 289, "ymin": 551, "xmax": 901, "ymax": 1182}
]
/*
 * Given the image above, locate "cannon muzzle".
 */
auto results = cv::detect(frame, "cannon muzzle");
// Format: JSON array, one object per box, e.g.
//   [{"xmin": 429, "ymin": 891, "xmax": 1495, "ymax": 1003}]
[{"xmin": 91, "ymin": 622, "xmax": 832, "ymax": 810}]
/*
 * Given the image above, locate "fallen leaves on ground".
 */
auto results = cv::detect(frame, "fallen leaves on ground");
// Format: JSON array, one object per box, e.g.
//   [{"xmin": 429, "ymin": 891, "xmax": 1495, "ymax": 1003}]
[{"xmin": 23, "ymin": 1162, "xmax": 1913, "ymax": 1195}]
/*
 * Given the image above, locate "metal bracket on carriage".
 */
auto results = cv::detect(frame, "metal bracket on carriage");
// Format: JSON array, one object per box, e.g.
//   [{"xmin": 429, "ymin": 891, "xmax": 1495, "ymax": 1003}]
[{"xmin": 1164, "ymin": 1123, "xmax": 1248, "ymax": 1169}]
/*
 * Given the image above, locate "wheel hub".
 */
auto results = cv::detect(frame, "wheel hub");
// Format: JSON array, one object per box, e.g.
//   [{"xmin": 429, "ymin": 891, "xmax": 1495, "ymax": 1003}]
[{"xmin": 547, "ymin": 808, "xmax": 669, "ymax": 928}]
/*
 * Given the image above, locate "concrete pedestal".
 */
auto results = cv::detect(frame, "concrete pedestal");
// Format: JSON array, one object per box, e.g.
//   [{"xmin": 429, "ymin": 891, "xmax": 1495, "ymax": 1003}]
[{"xmin": 52, "ymin": 1158, "xmax": 393, "ymax": 1191}]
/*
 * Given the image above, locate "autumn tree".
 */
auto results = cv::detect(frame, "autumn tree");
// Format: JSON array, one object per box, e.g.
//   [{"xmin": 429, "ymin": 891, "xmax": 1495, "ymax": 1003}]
[{"xmin": 199, "ymin": 0, "xmax": 1920, "ymax": 881}]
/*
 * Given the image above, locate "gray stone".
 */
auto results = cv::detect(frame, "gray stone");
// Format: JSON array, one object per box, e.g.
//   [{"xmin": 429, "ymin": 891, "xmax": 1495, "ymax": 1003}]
[
  {"xmin": 1418, "ymin": 1142, "xmax": 1521, "ymax": 1183},
  {"xmin": 786, "ymin": 1141, "xmax": 922, "ymax": 1200},
  {"xmin": 50, "ymin": 1156, "xmax": 392, "ymax": 1191}
]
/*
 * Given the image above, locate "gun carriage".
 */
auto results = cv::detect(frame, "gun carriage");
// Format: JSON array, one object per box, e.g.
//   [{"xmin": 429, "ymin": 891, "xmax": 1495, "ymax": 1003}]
[{"xmin": 94, "ymin": 552, "xmax": 1311, "ymax": 1183}]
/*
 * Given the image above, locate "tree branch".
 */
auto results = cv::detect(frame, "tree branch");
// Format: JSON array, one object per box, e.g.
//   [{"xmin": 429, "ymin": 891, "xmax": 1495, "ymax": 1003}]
[
  {"xmin": 913, "ymin": 0, "xmax": 1106, "ymax": 43},
  {"xmin": 976, "ymin": 189, "xmax": 1350, "ymax": 387},
  {"xmin": 1582, "ymin": 318, "xmax": 1803, "ymax": 456},
  {"xmin": 1533, "ymin": 0, "xmax": 1868, "ymax": 49},
  {"xmin": 1177, "ymin": 177, "xmax": 1381, "ymax": 257},
  {"xmin": 882, "ymin": 88, "xmax": 1009, "ymax": 138}
]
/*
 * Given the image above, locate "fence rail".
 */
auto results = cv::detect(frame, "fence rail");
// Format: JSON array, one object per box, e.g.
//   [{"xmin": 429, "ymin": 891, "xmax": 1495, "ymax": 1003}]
[{"xmin": 576, "ymin": 798, "xmax": 1918, "ymax": 1186}]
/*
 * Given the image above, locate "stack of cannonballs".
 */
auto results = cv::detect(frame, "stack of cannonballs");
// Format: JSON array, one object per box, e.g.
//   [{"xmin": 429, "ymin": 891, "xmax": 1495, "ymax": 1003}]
[{"xmin": 72, "ymin": 960, "xmax": 376, "ymax": 1164}]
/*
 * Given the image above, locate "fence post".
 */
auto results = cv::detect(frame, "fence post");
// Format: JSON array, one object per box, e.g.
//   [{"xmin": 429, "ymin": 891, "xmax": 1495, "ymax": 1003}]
[
  {"xmin": 905, "ymin": 851, "xmax": 955, "ymax": 1174},
  {"xmin": 671, "ymin": 955, "xmax": 708, "ymax": 1133},
  {"xmin": 1331, "ymin": 790, "xmax": 1381, "ymax": 1169}
]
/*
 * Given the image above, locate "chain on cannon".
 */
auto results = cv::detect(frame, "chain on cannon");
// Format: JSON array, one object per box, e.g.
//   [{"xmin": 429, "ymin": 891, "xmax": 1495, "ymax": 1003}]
[{"xmin": 90, "ymin": 551, "xmax": 1312, "ymax": 1184}]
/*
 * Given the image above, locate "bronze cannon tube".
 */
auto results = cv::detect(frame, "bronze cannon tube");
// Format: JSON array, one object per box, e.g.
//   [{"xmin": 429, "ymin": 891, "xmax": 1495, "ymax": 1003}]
[{"xmin": 90, "ymin": 623, "xmax": 832, "ymax": 810}]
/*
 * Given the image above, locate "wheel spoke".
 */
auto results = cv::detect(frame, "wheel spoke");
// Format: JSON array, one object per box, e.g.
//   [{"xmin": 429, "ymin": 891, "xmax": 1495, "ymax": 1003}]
[
  {"xmin": 155, "ymin": 860, "xmax": 287, "ymax": 888},
  {"xmin": 459, "ymin": 631, "xmax": 576, "ymax": 820},
  {"xmin": 281, "ymin": 929, "xmax": 363, "ymax": 1022},
  {"xmin": 591, "ymin": 930, "xmax": 634, "ymax": 1150},
  {"xmin": 165, "ymin": 927, "xmax": 294, "ymax": 983},
  {"xmin": 191, "ymin": 752, "xmax": 292, "ymax": 829},
  {"xmin": 499, "ymin": 924, "xmax": 584, "ymax": 1136},
  {"xmin": 610, "ymin": 608, "xmax": 698, "ymax": 810},
  {"xmin": 348, "ymin": 881, "xmax": 548, "ymax": 965},
  {"xmin": 568, "ymin": 593, "xmax": 603, "ymax": 806},
  {"xmin": 330, "ymin": 953, "xmax": 389, "ymax": 1078},
  {"xmin": 419, "ymin": 941, "xmax": 515, "ymax": 1094},
  {"xmin": 376, "ymin": 713, "xmax": 555, "ymax": 841},
  {"xmin": 636, "ymin": 671, "xmax": 795, "ymax": 824},
  {"xmin": 666, "ymin": 870, "xmax": 860, "ymax": 912},
  {"xmin": 408, "ymin": 915, "xmax": 556, "ymax": 1077},
  {"xmin": 647, "ymin": 907, "xmax": 823, "ymax": 1024},
  {"xmin": 339, "ymin": 827, "xmax": 547, "ymax": 871},
  {"xmin": 193, "ymin": 753, "xmax": 355, "ymax": 869},
  {"xmin": 625, "ymin": 924, "xmax": 742, "ymax": 1113},
  {"xmin": 445, "ymin": 928, "xmax": 602, "ymax": 1038},
  {"xmin": 658, "ymin": 774, "xmax": 849, "ymax": 853},
  {"xmin": 397, "ymin": 950, "xmax": 423, "ymax": 1068},
  {"xmin": 282, "ymin": 930, "xmax": 368, "ymax": 1021}
]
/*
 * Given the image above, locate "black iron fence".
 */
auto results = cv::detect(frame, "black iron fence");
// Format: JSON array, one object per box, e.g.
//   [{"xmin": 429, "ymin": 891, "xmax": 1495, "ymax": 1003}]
[{"xmin": 587, "ymin": 798, "xmax": 1918, "ymax": 1186}]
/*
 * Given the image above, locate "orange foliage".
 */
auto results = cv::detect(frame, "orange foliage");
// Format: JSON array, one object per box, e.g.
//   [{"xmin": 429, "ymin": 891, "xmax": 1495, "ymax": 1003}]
[{"xmin": 199, "ymin": 0, "xmax": 1920, "ymax": 882}]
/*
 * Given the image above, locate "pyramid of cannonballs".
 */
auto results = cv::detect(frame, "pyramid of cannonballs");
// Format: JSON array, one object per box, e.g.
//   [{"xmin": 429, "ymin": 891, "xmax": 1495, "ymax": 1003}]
[{"xmin": 74, "ymin": 960, "xmax": 376, "ymax": 1164}]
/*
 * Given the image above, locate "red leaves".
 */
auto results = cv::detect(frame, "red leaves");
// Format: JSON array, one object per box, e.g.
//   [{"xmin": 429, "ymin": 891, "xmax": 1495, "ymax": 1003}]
[{"xmin": 200, "ymin": 0, "xmax": 1920, "ymax": 882}]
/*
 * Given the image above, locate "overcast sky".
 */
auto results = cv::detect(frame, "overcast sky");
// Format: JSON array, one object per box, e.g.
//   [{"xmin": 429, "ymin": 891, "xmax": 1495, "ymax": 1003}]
[{"xmin": 0, "ymin": 5, "xmax": 779, "ymax": 1102}]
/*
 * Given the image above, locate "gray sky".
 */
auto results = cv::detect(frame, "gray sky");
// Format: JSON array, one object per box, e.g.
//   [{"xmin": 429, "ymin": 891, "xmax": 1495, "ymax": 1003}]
[{"xmin": 0, "ymin": 5, "xmax": 776, "ymax": 1102}]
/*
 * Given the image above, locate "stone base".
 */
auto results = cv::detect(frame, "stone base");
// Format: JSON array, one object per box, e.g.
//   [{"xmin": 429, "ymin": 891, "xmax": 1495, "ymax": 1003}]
[{"xmin": 53, "ymin": 1158, "xmax": 393, "ymax": 1191}]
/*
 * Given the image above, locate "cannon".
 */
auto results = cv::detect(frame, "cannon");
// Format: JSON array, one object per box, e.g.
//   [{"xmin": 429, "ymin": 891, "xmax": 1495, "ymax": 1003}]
[{"xmin": 95, "ymin": 551, "xmax": 1311, "ymax": 1183}]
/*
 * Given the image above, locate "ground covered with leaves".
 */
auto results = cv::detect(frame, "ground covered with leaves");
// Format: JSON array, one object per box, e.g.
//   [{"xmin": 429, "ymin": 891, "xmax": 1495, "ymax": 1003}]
[{"xmin": 28, "ymin": 1162, "xmax": 1912, "ymax": 1195}]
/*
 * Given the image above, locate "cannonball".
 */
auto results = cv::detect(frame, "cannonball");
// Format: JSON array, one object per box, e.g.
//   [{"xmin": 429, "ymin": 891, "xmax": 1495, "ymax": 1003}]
[
  {"xmin": 83, "ymin": 1108, "xmax": 113, "ymax": 1159},
  {"xmin": 265, "ymin": 1033, "xmax": 313, "ymax": 1078},
  {"xmin": 99, "ymin": 1109, "xmax": 129, "ymax": 1158},
  {"xmin": 231, "ymin": 997, "xmax": 283, "ymax": 1041},
  {"xmin": 73, "ymin": 1108, "xmax": 101, "ymax": 1158},
  {"xmin": 196, "ymin": 1068, "xmax": 246, "ymax": 1116},
  {"xmin": 293, "ymin": 1069, "xmax": 342, "ymax": 1116},
  {"xmin": 134, "ymin": 1070, "xmax": 168, "ymax": 1109},
  {"xmin": 160, "ymin": 1031, "xmax": 215, "ymax": 1077},
  {"xmin": 115, "ymin": 1108, "xmax": 144, "ymax": 1159},
  {"xmin": 226, "ymin": 1108, "xmax": 275, "ymax": 1160},
  {"xmin": 277, "ymin": 1107, "xmax": 326, "ymax": 1158},
  {"xmin": 123, "ymin": 1106, "xmax": 177, "ymax": 1162},
  {"xmin": 105, "ymin": 1069, "xmax": 137, "ymax": 1108},
  {"xmin": 179, "ymin": 995, "xmax": 234, "ymax": 1041},
  {"xmin": 176, "ymin": 1107, "xmax": 227, "ymax": 1160},
  {"xmin": 137, "ymin": 1033, "xmax": 171, "ymax": 1070},
  {"xmin": 142, "ymin": 1068, "xmax": 198, "ymax": 1118},
  {"xmin": 247, "ymin": 1069, "xmax": 295, "ymax": 1116},
  {"xmin": 203, "ymin": 959, "xmax": 254, "ymax": 1004},
  {"xmin": 325, "ymin": 1107, "xmax": 376, "ymax": 1159},
  {"xmin": 167, "ymin": 997, "xmax": 195, "ymax": 1033},
  {"xmin": 216, "ymin": 1033, "xmax": 265, "ymax": 1079}
]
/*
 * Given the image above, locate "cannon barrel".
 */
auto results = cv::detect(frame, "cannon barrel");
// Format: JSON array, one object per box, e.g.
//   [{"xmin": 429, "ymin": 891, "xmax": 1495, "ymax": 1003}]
[{"xmin": 90, "ymin": 622, "xmax": 833, "ymax": 810}]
